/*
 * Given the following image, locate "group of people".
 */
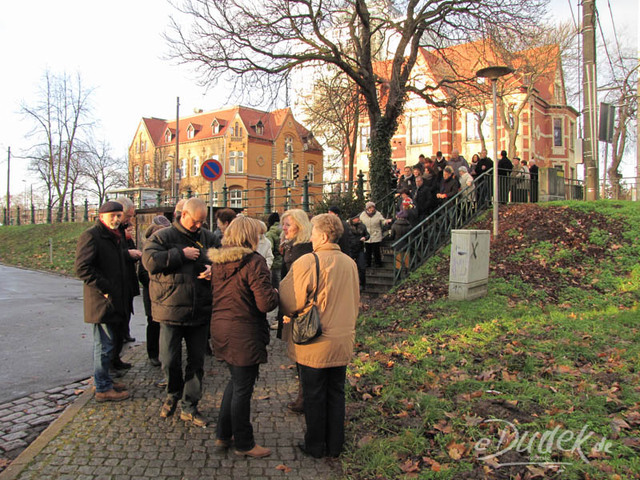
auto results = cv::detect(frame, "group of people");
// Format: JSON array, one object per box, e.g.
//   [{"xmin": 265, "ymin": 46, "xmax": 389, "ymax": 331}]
[{"xmin": 75, "ymin": 198, "xmax": 360, "ymax": 460}]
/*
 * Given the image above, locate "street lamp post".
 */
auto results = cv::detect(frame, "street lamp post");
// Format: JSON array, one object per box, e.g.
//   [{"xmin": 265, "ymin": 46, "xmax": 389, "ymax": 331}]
[{"xmin": 476, "ymin": 66, "xmax": 513, "ymax": 237}]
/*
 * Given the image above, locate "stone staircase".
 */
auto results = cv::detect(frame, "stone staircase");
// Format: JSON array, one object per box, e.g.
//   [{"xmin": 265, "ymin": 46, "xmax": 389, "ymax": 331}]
[{"xmin": 363, "ymin": 243, "xmax": 396, "ymax": 297}]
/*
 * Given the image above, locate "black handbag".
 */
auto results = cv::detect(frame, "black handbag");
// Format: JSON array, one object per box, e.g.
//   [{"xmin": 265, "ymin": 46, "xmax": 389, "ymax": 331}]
[{"xmin": 291, "ymin": 253, "xmax": 322, "ymax": 345}]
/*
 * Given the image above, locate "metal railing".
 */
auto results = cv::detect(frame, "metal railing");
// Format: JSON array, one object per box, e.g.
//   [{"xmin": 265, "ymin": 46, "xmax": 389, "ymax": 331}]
[{"xmin": 390, "ymin": 169, "xmax": 493, "ymax": 284}]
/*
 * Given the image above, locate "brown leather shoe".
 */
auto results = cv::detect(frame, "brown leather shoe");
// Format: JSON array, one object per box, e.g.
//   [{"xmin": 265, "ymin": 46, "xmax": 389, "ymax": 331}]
[
  {"xmin": 95, "ymin": 389, "xmax": 130, "ymax": 402},
  {"xmin": 160, "ymin": 397, "xmax": 177, "ymax": 418},
  {"xmin": 215, "ymin": 438, "xmax": 231, "ymax": 450},
  {"xmin": 234, "ymin": 444, "xmax": 271, "ymax": 458},
  {"xmin": 112, "ymin": 382, "xmax": 127, "ymax": 392},
  {"xmin": 180, "ymin": 410, "xmax": 207, "ymax": 427}
]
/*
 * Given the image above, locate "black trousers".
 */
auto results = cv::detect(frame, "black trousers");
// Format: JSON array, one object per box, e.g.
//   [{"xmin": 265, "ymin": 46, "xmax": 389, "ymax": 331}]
[
  {"xmin": 217, "ymin": 364, "xmax": 259, "ymax": 451},
  {"xmin": 365, "ymin": 242, "xmax": 382, "ymax": 267},
  {"xmin": 146, "ymin": 317, "xmax": 160, "ymax": 360},
  {"xmin": 159, "ymin": 323, "xmax": 208, "ymax": 414},
  {"xmin": 299, "ymin": 364, "xmax": 347, "ymax": 457}
]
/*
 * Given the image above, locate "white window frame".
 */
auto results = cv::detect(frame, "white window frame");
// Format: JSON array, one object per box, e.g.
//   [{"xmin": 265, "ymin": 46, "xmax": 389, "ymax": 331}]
[
  {"xmin": 229, "ymin": 151, "xmax": 244, "ymax": 173},
  {"xmin": 180, "ymin": 158, "xmax": 187, "ymax": 179},
  {"xmin": 143, "ymin": 164, "xmax": 150, "ymax": 183},
  {"xmin": 553, "ymin": 118, "xmax": 563, "ymax": 147},
  {"xmin": 134, "ymin": 166, "xmax": 141, "ymax": 184},
  {"xmin": 187, "ymin": 126, "xmax": 195, "ymax": 139},
  {"xmin": 359, "ymin": 126, "xmax": 370, "ymax": 152},
  {"xmin": 192, "ymin": 157, "xmax": 200, "ymax": 177},
  {"xmin": 465, "ymin": 112, "xmax": 480, "ymax": 141},
  {"xmin": 307, "ymin": 164, "xmax": 315, "ymax": 182},
  {"xmin": 230, "ymin": 188, "xmax": 243, "ymax": 208},
  {"xmin": 410, "ymin": 115, "xmax": 430, "ymax": 145},
  {"xmin": 165, "ymin": 130, "xmax": 172, "ymax": 143},
  {"xmin": 164, "ymin": 161, "xmax": 171, "ymax": 180}
]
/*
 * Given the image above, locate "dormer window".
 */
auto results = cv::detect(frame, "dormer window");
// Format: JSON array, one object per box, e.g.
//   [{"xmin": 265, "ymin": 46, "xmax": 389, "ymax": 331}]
[
  {"xmin": 211, "ymin": 119, "xmax": 222, "ymax": 135},
  {"xmin": 187, "ymin": 125, "xmax": 195, "ymax": 139},
  {"xmin": 255, "ymin": 120, "xmax": 264, "ymax": 135},
  {"xmin": 164, "ymin": 129, "xmax": 173, "ymax": 143}
]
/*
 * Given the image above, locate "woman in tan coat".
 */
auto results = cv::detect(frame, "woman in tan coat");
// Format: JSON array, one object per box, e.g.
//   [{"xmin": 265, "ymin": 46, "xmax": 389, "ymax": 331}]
[{"xmin": 280, "ymin": 214, "xmax": 360, "ymax": 458}]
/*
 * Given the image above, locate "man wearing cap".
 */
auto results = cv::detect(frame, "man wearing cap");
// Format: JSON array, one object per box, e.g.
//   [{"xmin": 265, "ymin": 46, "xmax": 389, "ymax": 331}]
[
  {"xmin": 142, "ymin": 198, "xmax": 217, "ymax": 427},
  {"xmin": 75, "ymin": 201, "xmax": 132, "ymax": 402}
]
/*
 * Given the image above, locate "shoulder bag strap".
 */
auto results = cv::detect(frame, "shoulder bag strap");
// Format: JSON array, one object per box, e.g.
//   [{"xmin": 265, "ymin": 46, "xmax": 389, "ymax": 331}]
[{"xmin": 311, "ymin": 253, "xmax": 320, "ymax": 305}]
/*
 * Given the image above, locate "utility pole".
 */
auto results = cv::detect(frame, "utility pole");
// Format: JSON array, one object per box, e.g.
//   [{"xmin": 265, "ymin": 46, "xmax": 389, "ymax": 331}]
[
  {"xmin": 173, "ymin": 96, "xmax": 180, "ymax": 201},
  {"xmin": 582, "ymin": 0, "xmax": 599, "ymax": 200},
  {"xmin": 6, "ymin": 147, "xmax": 10, "ymax": 226}
]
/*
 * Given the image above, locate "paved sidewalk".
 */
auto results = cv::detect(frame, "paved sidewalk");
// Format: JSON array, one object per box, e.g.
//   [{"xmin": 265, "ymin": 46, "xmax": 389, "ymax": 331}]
[{"xmin": 1, "ymin": 335, "xmax": 342, "ymax": 480}]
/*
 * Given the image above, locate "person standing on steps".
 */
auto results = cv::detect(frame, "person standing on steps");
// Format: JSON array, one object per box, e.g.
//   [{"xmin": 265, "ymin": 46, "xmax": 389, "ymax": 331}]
[
  {"xmin": 75, "ymin": 201, "xmax": 132, "ymax": 403},
  {"xmin": 359, "ymin": 202, "xmax": 391, "ymax": 268},
  {"xmin": 142, "ymin": 198, "xmax": 217, "ymax": 427}
]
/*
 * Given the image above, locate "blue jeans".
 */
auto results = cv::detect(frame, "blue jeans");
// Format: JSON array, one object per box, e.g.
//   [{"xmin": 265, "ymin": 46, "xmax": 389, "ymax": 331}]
[
  {"xmin": 216, "ymin": 364, "xmax": 259, "ymax": 451},
  {"xmin": 299, "ymin": 364, "xmax": 347, "ymax": 457},
  {"xmin": 93, "ymin": 324, "xmax": 116, "ymax": 393},
  {"xmin": 159, "ymin": 323, "xmax": 208, "ymax": 414}
]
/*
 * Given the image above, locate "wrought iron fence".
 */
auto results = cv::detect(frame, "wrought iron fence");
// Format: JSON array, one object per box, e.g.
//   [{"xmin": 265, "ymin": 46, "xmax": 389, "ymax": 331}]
[{"xmin": 390, "ymin": 170, "xmax": 493, "ymax": 284}]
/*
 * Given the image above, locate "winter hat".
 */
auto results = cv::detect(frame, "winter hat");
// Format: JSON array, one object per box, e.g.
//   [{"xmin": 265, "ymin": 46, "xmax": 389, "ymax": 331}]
[
  {"xmin": 365, "ymin": 201, "xmax": 376, "ymax": 209},
  {"xmin": 98, "ymin": 201, "xmax": 124, "ymax": 214}
]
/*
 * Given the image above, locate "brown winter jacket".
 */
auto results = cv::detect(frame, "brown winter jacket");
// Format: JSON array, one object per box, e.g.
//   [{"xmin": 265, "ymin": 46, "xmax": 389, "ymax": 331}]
[
  {"xmin": 75, "ymin": 219, "xmax": 131, "ymax": 324},
  {"xmin": 279, "ymin": 243, "xmax": 360, "ymax": 368},
  {"xmin": 208, "ymin": 246, "xmax": 279, "ymax": 366}
]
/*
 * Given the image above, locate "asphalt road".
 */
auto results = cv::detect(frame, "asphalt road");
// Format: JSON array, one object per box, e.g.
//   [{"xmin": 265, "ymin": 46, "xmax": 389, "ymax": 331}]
[{"xmin": 0, "ymin": 264, "xmax": 145, "ymax": 403}]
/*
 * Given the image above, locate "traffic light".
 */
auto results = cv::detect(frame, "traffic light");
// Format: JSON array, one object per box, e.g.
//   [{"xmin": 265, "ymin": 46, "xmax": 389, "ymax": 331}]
[{"xmin": 293, "ymin": 163, "xmax": 300, "ymax": 179}]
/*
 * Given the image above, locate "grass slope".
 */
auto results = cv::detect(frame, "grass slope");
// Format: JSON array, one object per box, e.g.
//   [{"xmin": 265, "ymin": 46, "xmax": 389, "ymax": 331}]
[
  {"xmin": 0, "ymin": 222, "xmax": 91, "ymax": 276},
  {"xmin": 345, "ymin": 201, "xmax": 640, "ymax": 479}
]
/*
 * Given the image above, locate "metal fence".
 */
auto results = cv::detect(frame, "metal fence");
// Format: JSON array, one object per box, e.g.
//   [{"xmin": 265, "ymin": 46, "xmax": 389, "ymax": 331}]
[{"xmin": 2, "ymin": 200, "xmax": 99, "ymax": 226}]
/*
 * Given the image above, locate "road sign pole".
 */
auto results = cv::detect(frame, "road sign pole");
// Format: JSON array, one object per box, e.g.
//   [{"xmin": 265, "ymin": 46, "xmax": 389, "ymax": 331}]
[{"xmin": 209, "ymin": 182, "xmax": 214, "ymax": 229}]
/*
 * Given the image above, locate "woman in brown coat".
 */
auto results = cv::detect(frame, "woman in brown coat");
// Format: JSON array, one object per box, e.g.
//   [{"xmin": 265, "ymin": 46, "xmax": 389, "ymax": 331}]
[
  {"xmin": 208, "ymin": 216, "xmax": 279, "ymax": 458},
  {"xmin": 280, "ymin": 213, "xmax": 360, "ymax": 458}
]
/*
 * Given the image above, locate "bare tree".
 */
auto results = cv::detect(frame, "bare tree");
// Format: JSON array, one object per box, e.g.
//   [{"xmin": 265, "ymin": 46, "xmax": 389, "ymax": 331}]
[
  {"xmin": 21, "ymin": 71, "xmax": 94, "ymax": 221},
  {"xmin": 166, "ymin": 0, "xmax": 547, "ymax": 199},
  {"xmin": 79, "ymin": 141, "xmax": 128, "ymax": 204},
  {"xmin": 601, "ymin": 49, "xmax": 638, "ymax": 199},
  {"xmin": 299, "ymin": 70, "xmax": 363, "ymax": 191}
]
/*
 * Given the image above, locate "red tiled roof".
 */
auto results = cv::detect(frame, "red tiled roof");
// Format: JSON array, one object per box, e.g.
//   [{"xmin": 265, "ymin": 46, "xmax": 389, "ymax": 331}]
[{"xmin": 143, "ymin": 106, "xmax": 305, "ymax": 147}]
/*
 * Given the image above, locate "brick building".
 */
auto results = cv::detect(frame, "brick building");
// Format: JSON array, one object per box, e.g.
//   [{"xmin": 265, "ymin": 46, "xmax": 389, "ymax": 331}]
[
  {"xmin": 347, "ymin": 40, "xmax": 580, "ymax": 180},
  {"xmin": 128, "ymin": 106, "xmax": 323, "ymax": 214}
]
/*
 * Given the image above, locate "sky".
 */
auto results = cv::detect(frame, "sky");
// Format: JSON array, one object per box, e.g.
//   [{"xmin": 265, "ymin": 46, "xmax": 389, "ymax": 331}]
[{"xmin": 0, "ymin": 0, "xmax": 638, "ymax": 203}]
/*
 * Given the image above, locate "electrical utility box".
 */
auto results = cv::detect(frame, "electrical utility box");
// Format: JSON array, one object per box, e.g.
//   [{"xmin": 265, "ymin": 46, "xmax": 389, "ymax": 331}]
[{"xmin": 449, "ymin": 230, "xmax": 490, "ymax": 301}]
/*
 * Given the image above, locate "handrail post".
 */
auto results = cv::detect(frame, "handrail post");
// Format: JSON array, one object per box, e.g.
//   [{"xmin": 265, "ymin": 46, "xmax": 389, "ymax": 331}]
[
  {"xmin": 302, "ymin": 176, "xmax": 310, "ymax": 212},
  {"xmin": 264, "ymin": 179, "xmax": 272, "ymax": 215}
]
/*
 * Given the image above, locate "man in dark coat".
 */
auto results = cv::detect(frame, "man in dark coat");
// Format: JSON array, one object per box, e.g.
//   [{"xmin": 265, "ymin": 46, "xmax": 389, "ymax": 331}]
[
  {"xmin": 347, "ymin": 216, "xmax": 369, "ymax": 289},
  {"xmin": 437, "ymin": 166, "xmax": 461, "ymax": 205},
  {"xmin": 497, "ymin": 150, "xmax": 513, "ymax": 204},
  {"xmin": 529, "ymin": 158, "xmax": 539, "ymax": 202},
  {"xmin": 328, "ymin": 206, "xmax": 354, "ymax": 255},
  {"xmin": 110, "ymin": 197, "xmax": 141, "ymax": 373},
  {"xmin": 75, "ymin": 201, "xmax": 131, "ymax": 403},
  {"xmin": 142, "ymin": 198, "xmax": 217, "ymax": 427},
  {"xmin": 476, "ymin": 149, "xmax": 494, "ymax": 177}
]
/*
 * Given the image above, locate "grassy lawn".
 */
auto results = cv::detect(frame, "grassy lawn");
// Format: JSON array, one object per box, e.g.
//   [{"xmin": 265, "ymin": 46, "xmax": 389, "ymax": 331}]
[
  {"xmin": 344, "ymin": 201, "xmax": 640, "ymax": 479},
  {"xmin": 0, "ymin": 222, "xmax": 91, "ymax": 276}
]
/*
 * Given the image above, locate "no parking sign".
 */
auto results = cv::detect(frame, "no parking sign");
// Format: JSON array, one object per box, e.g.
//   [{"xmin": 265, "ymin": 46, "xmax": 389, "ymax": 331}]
[{"xmin": 200, "ymin": 159, "xmax": 223, "ymax": 182}]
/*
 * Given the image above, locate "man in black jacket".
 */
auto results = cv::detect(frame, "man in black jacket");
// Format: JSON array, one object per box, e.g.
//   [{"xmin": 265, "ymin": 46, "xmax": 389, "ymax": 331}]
[
  {"xmin": 142, "ymin": 198, "xmax": 217, "ymax": 427},
  {"xmin": 75, "ymin": 201, "xmax": 132, "ymax": 403}
]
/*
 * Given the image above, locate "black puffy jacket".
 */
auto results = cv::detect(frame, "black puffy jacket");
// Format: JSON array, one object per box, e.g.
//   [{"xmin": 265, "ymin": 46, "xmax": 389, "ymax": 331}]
[{"xmin": 142, "ymin": 221, "xmax": 217, "ymax": 326}]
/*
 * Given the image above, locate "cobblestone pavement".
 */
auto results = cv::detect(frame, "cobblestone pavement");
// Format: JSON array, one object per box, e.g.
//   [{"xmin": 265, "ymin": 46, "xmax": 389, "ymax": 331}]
[
  {"xmin": 0, "ymin": 380, "xmax": 92, "ymax": 471},
  {"xmin": 2, "ymin": 335, "xmax": 343, "ymax": 480}
]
